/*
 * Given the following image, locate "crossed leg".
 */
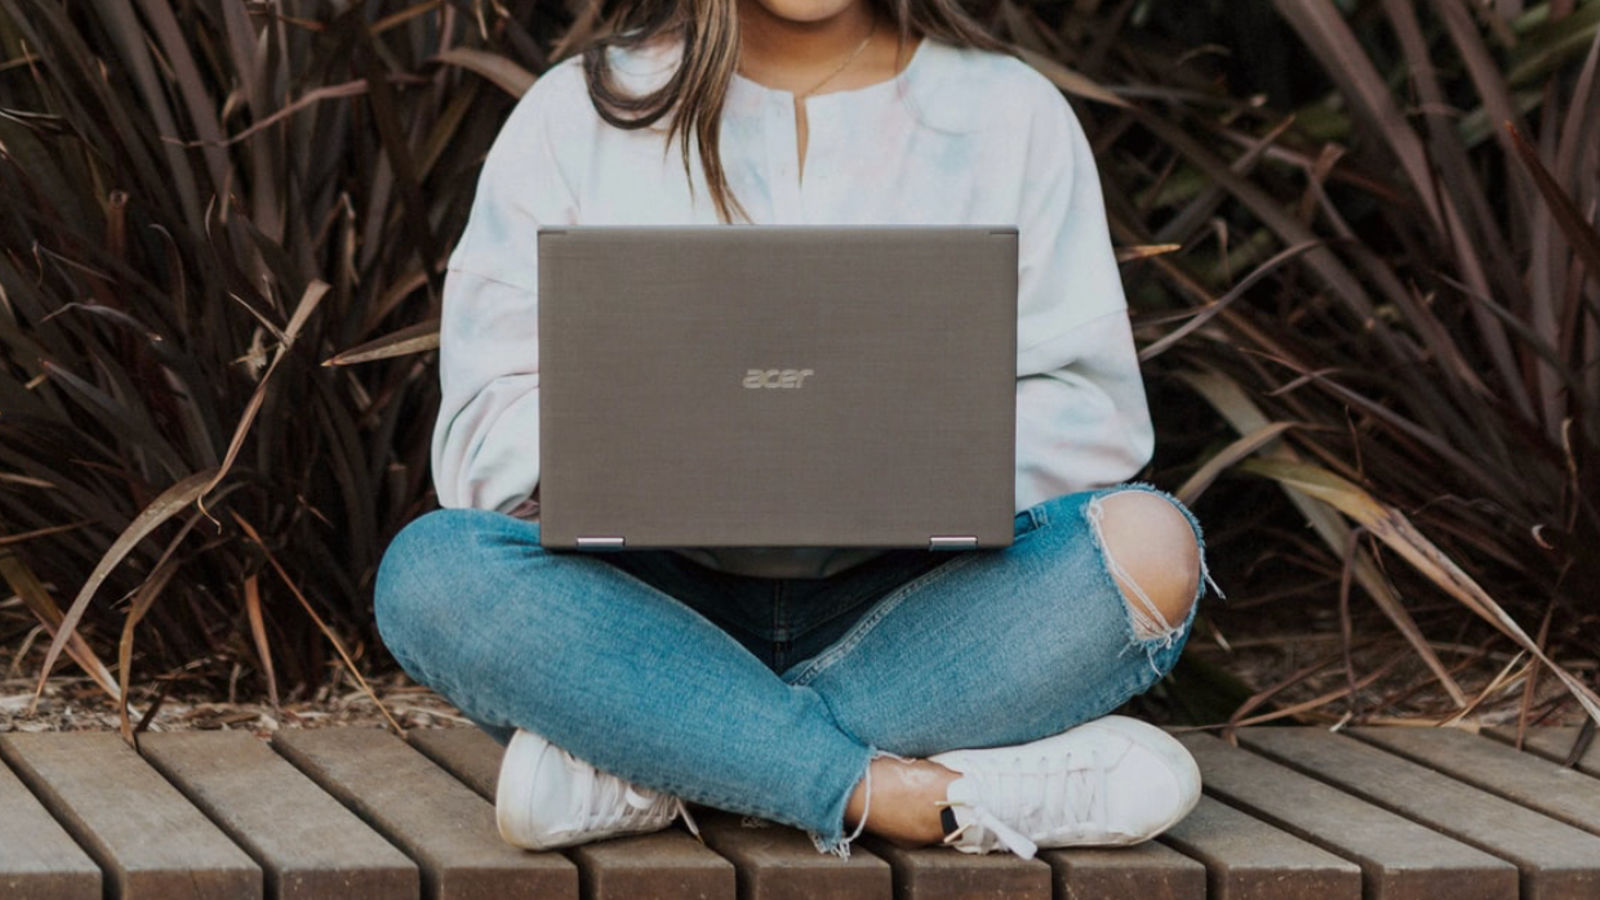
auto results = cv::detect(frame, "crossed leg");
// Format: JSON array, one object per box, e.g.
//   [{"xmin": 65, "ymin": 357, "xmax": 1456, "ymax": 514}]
[
  {"xmin": 374, "ymin": 486, "xmax": 1208, "ymax": 854},
  {"xmin": 833, "ymin": 488, "xmax": 1204, "ymax": 846}
]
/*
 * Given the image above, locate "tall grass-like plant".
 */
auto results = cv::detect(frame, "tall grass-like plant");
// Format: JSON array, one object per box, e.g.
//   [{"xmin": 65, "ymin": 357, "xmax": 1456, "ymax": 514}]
[
  {"xmin": 3, "ymin": 0, "xmax": 1597, "ymax": 731},
  {"xmin": 0, "ymin": 0, "xmax": 561, "ymax": 732},
  {"xmin": 1044, "ymin": 0, "xmax": 1600, "ymax": 724}
]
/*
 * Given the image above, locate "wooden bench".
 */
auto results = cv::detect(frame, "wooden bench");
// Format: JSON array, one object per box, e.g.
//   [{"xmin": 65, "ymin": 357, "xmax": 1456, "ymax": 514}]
[{"xmin": 1, "ymin": 725, "xmax": 1595, "ymax": 899}]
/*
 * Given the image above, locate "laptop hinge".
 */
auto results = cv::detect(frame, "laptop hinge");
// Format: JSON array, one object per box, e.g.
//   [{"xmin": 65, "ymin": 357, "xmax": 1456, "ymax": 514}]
[
  {"xmin": 576, "ymin": 536, "xmax": 625, "ymax": 549},
  {"xmin": 929, "ymin": 535, "xmax": 978, "ymax": 550}
]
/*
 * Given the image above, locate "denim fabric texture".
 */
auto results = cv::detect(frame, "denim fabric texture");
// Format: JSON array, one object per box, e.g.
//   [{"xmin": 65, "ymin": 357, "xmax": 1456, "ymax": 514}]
[{"xmin": 374, "ymin": 483, "xmax": 1209, "ymax": 854}]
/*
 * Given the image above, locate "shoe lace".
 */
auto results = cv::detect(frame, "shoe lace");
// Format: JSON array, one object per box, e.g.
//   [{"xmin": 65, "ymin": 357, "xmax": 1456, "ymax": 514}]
[
  {"xmin": 573, "ymin": 764, "xmax": 702, "ymax": 838},
  {"xmin": 937, "ymin": 746, "xmax": 1108, "ymax": 859},
  {"xmin": 674, "ymin": 797, "xmax": 702, "ymax": 839}
]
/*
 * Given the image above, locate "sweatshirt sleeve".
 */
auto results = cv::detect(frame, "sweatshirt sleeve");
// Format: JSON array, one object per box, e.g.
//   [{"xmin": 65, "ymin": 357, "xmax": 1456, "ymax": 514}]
[
  {"xmin": 1012, "ymin": 79, "xmax": 1153, "ymax": 509},
  {"xmin": 431, "ymin": 71, "xmax": 580, "ymax": 513}
]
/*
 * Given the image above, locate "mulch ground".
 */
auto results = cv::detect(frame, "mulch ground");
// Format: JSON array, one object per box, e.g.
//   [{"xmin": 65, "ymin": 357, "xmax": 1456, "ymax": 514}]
[
  {"xmin": 1, "ymin": 598, "xmax": 1591, "ymax": 736},
  {"xmin": 1, "ymin": 667, "xmax": 474, "ymax": 737}
]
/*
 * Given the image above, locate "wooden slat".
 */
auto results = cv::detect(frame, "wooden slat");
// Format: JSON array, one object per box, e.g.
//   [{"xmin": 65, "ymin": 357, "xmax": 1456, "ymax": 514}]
[
  {"xmin": 1239, "ymin": 727, "xmax": 1600, "ymax": 899},
  {"xmin": 0, "ymin": 732, "xmax": 260, "ymax": 899},
  {"xmin": 409, "ymin": 726, "xmax": 735, "ymax": 899},
  {"xmin": 1350, "ymin": 727, "xmax": 1600, "ymax": 836},
  {"xmin": 1487, "ymin": 727, "xmax": 1600, "ymax": 778},
  {"xmin": 566, "ymin": 831, "xmax": 736, "ymax": 900},
  {"xmin": 1178, "ymin": 732, "xmax": 1516, "ymax": 900},
  {"xmin": 0, "ymin": 754, "xmax": 100, "ymax": 900},
  {"xmin": 1159, "ymin": 795, "xmax": 1361, "ymax": 899},
  {"xmin": 1039, "ymin": 843, "xmax": 1206, "ymax": 900},
  {"xmin": 857, "ymin": 835, "xmax": 1051, "ymax": 900},
  {"xmin": 272, "ymin": 728, "xmax": 576, "ymax": 900},
  {"xmin": 139, "ymin": 731, "xmax": 419, "ymax": 900},
  {"xmin": 695, "ymin": 811, "xmax": 891, "ymax": 900},
  {"xmin": 407, "ymin": 728, "xmax": 501, "ymax": 798}
]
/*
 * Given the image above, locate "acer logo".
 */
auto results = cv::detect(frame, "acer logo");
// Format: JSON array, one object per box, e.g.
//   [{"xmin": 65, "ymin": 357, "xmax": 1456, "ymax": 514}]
[{"xmin": 743, "ymin": 368, "xmax": 814, "ymax": 389}]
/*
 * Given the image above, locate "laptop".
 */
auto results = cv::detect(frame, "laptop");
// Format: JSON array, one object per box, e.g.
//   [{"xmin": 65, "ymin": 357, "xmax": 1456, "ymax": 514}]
[{"xmin": 537, "ymin": 224, "xmax": 1017, "ymax": 551}]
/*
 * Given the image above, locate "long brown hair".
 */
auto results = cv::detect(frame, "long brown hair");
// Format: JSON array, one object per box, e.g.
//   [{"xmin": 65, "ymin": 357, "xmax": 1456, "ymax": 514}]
[{"xmin": 551, "ymin": 0, "xmax": 1014, "ymax": 224}]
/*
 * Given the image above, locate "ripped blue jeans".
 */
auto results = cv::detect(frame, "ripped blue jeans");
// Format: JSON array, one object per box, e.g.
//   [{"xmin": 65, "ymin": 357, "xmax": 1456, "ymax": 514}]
[{"xmin": 373, "ymin": 483, "xmax": 1211, "ymax": 856}]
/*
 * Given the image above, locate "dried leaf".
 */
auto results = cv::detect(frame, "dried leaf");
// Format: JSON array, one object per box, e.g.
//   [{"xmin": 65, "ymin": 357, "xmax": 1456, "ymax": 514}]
[
  {"xmin": 243, "ymin": 574, "xmax": 279, "ymax": 713},
  {"xmin": 165, "ymin": 81, "xmax": 372, "ymax": 149},
  {"xmin": 1115, "ymin": 244, "xmax": 1181, "ymax": 263},
  {"xmin": 0, "ymin": 550, "xmax": 121, "ymax": 702},
  {"xmin": 233, "ymin": 512, "xmax": 403, "ymax": 735},
  {"xmin": 200, "ymin": 280, "xmax": 329, "ymax": 509},
  {"xmin": 117, "ymin": 556, "xmax": 180, "ymax": 744},
  {"xmin": 0, "ymin": 520, "xmax": 91, "ymax": 548},
  {"xmin": 1175, "ymin": 422, "xmax": 1296, "ymax": 506},
  {"xmin": 28, "ymin": 468, "xmax": 217, "ymax": 704},
  {"xmin": 1242, "ymin": 457, "xmax": 1600, "ymax": 724},
  {"xmin": 322, "ymin": 318, "xmax": 440, "ymax": 366},
  {"xmin": 433, "ymin": 48, "xmax": 536, "ymax": 98},
  {"xmin": 1182, "ymin": 370, "xmax": 1468, "ymax": 707}
]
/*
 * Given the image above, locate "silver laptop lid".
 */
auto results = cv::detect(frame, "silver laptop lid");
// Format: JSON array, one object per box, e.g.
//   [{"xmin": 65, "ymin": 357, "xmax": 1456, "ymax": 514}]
[{"xmin": 538, "ymin": 224, "xmax": 1017, "ymax": 549}]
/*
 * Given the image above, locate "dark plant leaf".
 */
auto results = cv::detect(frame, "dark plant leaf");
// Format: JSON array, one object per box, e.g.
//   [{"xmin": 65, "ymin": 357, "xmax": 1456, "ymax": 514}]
[{"xmin": 1507, "ymin": 123, "xmax": 1600, "ymax": 319}]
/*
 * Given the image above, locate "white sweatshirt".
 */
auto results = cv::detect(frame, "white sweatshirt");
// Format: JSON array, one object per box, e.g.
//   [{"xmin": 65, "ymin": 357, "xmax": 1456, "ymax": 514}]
[{"xmin": 433, "ymin": 34, "xmax": 1154, "ymax": 578}]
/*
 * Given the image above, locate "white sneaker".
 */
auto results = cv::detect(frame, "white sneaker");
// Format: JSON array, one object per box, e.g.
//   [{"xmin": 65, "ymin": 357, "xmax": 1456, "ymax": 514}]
[
  {"xmin": 929, "ymin": 716, "xmax": 1200, "ymax": 859},
  {"xmin": 495, "ymin": 728, "xmax": 700, "ymax": 850}
]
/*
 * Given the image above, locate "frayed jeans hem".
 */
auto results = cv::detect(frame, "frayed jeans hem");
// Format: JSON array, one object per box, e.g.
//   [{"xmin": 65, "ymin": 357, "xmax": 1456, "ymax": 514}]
[{"xmin": 808, "ymin": 746, "xmax": 915, "ymax": 858}]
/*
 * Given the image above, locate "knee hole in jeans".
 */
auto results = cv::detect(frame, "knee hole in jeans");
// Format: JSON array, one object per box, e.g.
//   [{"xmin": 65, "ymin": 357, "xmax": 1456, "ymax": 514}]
[{"xmin": 1086, "ymin": 490, "xmax": 1201, "ymax": 641}]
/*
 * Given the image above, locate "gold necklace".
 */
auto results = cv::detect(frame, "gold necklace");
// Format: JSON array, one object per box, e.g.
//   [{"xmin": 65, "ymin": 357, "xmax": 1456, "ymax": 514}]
[{"xmin": 742, "ymin": 17, "xmax": 879, "ymax": 99}]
